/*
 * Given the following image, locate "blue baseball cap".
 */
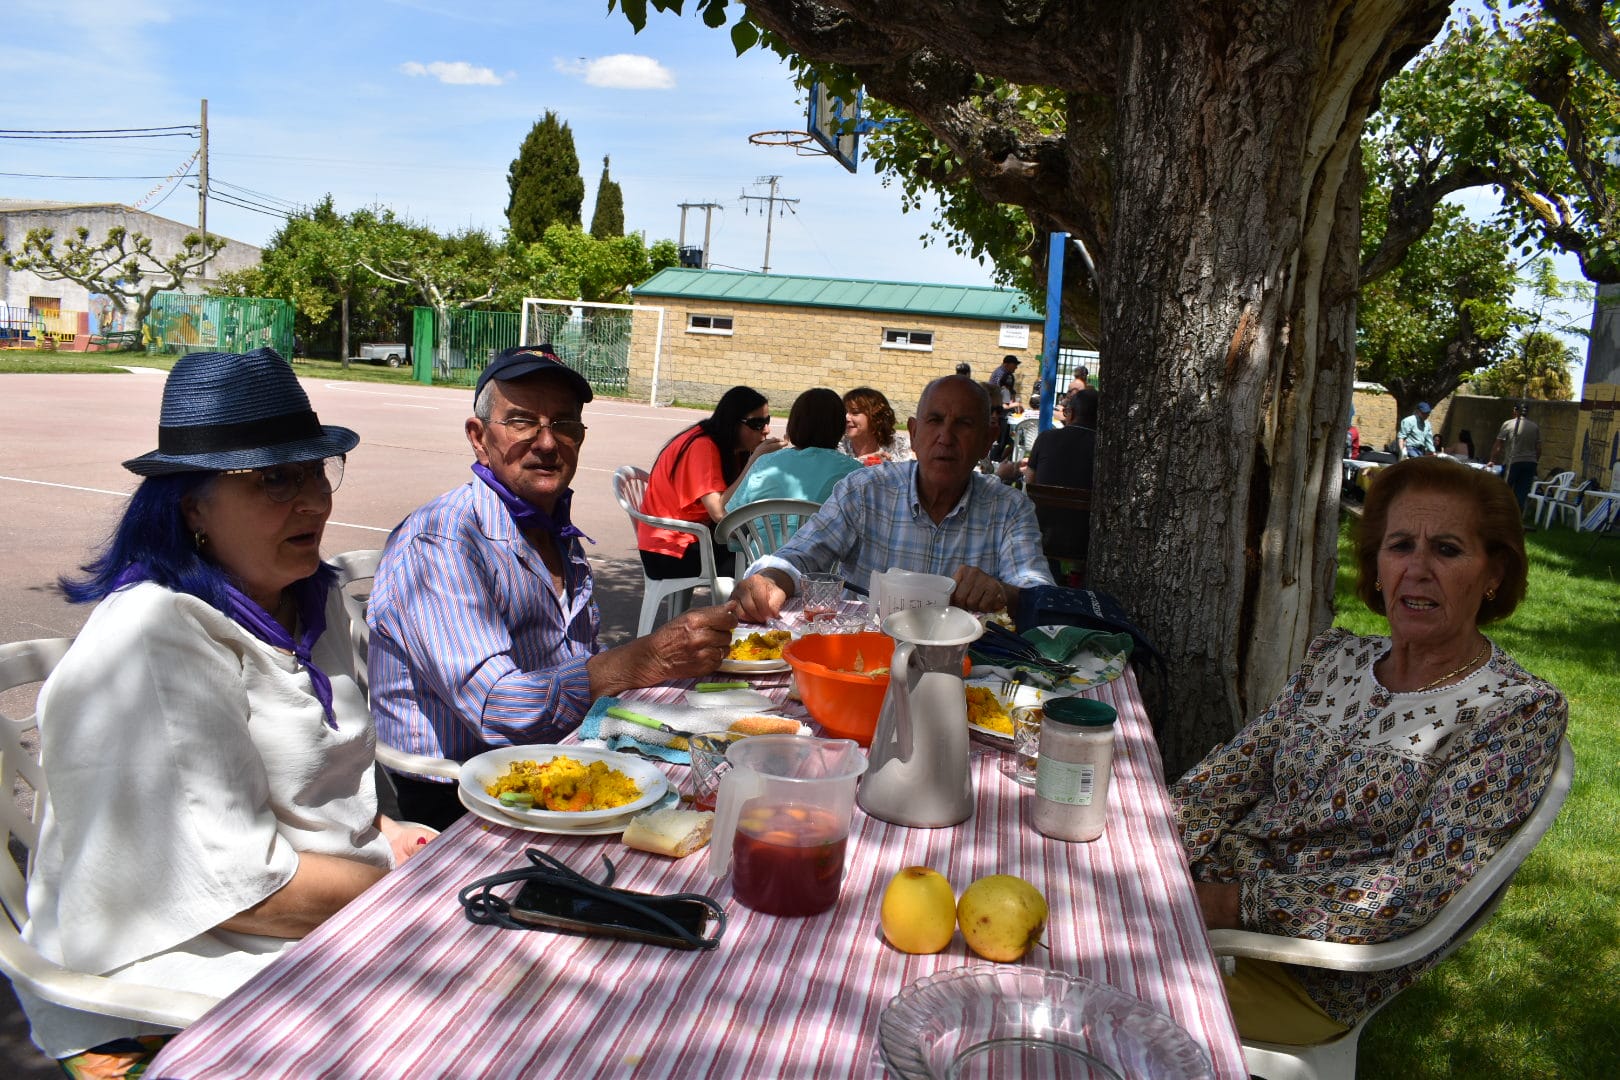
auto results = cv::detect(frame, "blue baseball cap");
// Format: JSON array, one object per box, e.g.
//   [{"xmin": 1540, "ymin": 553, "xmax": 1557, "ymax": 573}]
[
  {"xmin": 475, "ymin": 344, "xmax": 593, "ymax": 404},
  {"xmin": 1417, "ymin": 402, "xmax": 1432, "ymax": 414}
]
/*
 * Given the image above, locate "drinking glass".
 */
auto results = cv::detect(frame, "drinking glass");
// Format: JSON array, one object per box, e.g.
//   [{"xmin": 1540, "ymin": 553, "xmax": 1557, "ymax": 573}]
[
  {"xmin": 799, "ymin": 573, "xmax": 844, "ymax": 627},
  {"xmin": 1004, "ymin": 705, "xmax": 1043, "ymax": 788},
  {"xmin": 686, "ymin": 732, "xmax": 744, "ymax": 812}
]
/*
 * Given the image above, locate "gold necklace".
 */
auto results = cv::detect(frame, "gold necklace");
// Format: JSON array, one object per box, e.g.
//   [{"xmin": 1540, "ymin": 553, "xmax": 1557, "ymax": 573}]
[{"xmin": 1415, "ymin": 641, "xmax": 1489, "ymax": 693}]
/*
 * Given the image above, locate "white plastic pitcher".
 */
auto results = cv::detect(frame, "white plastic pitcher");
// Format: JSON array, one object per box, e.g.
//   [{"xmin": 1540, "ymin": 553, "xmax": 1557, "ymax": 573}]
[{"xmin": 871, "ymin": 568, "xmax": 956, "ymax": 622}]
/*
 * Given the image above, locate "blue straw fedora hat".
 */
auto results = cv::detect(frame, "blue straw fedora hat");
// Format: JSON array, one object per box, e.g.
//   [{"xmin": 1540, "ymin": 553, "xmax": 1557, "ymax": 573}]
[{"xmin": 122, "ymin": 348, "xmax": 360, "ymax": 476}]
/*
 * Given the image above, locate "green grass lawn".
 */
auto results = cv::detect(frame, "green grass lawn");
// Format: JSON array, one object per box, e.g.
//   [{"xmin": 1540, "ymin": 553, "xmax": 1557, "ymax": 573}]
[
  {"xmin": 1345, "ymin": 517, "xmax": 1620, "ymax": 1078},
  {"xmin": 0, "ymin": 348, "xmax": 177, "ymax": 374}
]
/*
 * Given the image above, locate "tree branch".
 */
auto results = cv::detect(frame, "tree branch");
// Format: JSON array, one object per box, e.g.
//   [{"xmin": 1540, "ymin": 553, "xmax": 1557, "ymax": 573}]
[{"xmin": 1543, "ymin": 0, "xmax": 1620, "ymax": 85}]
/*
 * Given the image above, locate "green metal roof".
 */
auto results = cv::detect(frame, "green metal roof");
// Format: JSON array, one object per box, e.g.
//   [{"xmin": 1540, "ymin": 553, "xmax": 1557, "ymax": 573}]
[{"xmin": 632, "ymin": 267, "xmax": 1042, "ymax": 323}]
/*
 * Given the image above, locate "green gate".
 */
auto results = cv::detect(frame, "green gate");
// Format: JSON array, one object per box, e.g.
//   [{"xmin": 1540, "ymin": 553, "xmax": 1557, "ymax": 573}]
[
  {"xmin": 146, "ymin": 293, "xmax": 294, "ymax": 357},
  {"xmin": 522, "ymin": 303, "xmax": 631, "ymax": 392},
  {"xmin": 411, "ymin": 307, "xmax": 521, "ymax": 388}
]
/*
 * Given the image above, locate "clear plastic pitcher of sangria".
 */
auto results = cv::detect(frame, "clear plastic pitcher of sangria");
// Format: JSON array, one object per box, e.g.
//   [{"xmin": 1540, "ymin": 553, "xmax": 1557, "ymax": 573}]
[{"xmin": 709, "ymin": 735, "xmax": 868, "ymax": 917}]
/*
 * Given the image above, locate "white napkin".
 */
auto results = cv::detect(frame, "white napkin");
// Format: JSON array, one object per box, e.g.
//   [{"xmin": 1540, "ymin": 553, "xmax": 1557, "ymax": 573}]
[{"xmin": 595, "ymin": 700, "xmax": 807, "ymax": 750}]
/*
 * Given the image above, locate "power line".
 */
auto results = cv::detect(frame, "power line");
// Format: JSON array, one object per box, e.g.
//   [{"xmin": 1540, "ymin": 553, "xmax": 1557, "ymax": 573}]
[
  {"xmin": 0, "ymin": 171, "xmax": 170, "ymax": 180},
  {"xmin": 210, "ymin": 177, "xmax": 302, "ymax": 210},
  {"xmin": 0, "ymin": 125, "xmax": 196, "ymax": 135},
  {"xmin": 208, "ymin": 189, "xmax": 290, "ymax": 220},
  {"xmin": 0, "ymin": 132, "xmax": 198, "ymax": 141}
]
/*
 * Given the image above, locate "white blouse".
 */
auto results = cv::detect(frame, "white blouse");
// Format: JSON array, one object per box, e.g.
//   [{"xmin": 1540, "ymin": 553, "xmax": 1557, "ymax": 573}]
[{"xmin": 18, "ymin": 582, "xmax": 392, "ymax": 1058}]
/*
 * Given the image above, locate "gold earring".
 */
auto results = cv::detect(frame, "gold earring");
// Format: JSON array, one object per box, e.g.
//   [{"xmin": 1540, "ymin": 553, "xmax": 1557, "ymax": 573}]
[
  {"xmin": 1374, "ymin": 579, "xmax": 1382, "ymax": 591},
  {"xmin": 193, "ymin": 530, "xmax": 207, "ymax": 550},
  {"xmin": 1485, "ymin": 587, "xmax": 1497, "ymax": 601}
]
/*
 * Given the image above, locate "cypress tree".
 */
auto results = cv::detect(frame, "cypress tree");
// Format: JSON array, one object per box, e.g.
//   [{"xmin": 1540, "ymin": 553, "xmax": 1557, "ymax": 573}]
[
  {"xmin": 590, "ymin": 155, "xmax": 625, "ymax": 239},
  {"xmin": 506, "ymin": 111, "xmax": 584, "ymax": 245}
]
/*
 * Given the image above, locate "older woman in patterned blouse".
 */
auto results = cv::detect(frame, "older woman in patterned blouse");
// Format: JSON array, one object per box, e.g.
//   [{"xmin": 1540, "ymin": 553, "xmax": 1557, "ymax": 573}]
[{"xmin": 1173, "ymin": 456, "xmax": 1567, "ymax": 1045}]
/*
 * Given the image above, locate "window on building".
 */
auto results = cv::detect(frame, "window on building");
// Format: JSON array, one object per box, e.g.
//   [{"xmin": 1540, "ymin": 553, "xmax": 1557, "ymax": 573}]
[
  {"xmin": 687, "ymin": 313, "xmax": 734, "ymax": 335},
  {"xmin": 882, "ymin": 328, "xmax": 934, "ymax": 351}
]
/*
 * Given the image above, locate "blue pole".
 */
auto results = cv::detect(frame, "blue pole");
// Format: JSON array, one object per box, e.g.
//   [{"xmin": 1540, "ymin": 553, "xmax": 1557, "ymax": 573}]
[{"xmin": 1039, "ymin": 232, "xmax": 1067, "ymax": 431}]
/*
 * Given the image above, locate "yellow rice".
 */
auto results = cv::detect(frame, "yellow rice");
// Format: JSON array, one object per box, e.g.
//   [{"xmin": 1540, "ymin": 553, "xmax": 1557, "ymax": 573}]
[{"xmin": 486, "ymin": 756, "xmax": 642, "ymax": 812}]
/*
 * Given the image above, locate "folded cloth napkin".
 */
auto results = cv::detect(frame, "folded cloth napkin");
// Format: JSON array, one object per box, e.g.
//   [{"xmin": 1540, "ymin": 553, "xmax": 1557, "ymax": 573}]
[
  {"xmin": 969, "ymin": 628, "xmax": 1132, "ymax": 695},
  {"xmin": 576, "ymin": 696, "xmax": 808, "ymax": 765},
  {"xmin": 1023, "ymin": 626, "xmax": 1134, "ymax": 663}
]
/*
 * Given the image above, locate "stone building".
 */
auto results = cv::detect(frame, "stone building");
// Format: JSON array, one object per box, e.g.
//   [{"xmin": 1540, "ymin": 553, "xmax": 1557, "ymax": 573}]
[
  {"xmin": 626, "ymin": 267, "xmax": 1043, "ymax": 417},
  {"xmin": 0, "ymin": 200, "xmax": 260, "ymax": 342}
]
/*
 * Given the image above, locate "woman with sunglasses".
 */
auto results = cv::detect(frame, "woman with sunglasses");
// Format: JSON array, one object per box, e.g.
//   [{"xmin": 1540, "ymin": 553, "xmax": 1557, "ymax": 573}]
[
  {"xmin": 16, "ymin": 349, "xmax": 433, "ymax": 1075},
  {"xmin": 637, "ymin": 385, "xmax": 779, "ymax": 581}
]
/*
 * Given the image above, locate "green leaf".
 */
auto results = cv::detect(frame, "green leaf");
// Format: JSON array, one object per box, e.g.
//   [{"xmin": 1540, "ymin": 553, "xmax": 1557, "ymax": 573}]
[{"xmin": 730, "ymin": 19, "xmax": 759, "ymax": 54}]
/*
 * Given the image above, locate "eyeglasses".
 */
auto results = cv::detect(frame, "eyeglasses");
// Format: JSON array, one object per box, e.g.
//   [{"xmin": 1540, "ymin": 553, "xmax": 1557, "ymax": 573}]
[
  {"xmin": 221, "ymin": 456, "xmax": 345, "ymax": 503},
  {"xmin": 486, "ymin": 416, "xmax": 589, "ymax": 445},
  {"xmin": 741, "ymin": 416, "xmax": 771, "ymax": 432}
]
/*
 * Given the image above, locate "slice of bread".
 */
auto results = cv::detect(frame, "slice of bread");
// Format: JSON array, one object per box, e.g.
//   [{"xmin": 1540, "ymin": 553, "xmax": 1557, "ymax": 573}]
[
  {"xmin": 622, "ymin": 808, "xmax": 714, "ymax": 858},
  {"xmin": 727, "ymin": 715, "xmax": 801, "ymax": 736}
]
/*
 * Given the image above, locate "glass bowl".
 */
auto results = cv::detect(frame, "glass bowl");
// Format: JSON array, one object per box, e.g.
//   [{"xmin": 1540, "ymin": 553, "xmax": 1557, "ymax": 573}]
[{"xmin": 878, "ymin": 966, "xmax": 1214, "ymax": 1080}]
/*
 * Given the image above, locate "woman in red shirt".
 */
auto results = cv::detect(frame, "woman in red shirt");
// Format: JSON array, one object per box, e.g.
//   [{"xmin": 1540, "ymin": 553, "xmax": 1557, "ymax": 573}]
[{"xmin": 638, "ymin": 386, "xmax": 777, "ymax": 580}]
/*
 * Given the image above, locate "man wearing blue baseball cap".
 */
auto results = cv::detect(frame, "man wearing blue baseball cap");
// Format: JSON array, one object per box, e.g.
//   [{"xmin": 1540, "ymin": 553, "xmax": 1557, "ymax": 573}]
[
  {"xmin": 1397, "ymin": 400, "xmax": 1436, "ymax": 458},
  {"xmin": 366, "ymin": 345, "xmax": 738, "ymax": 828}
]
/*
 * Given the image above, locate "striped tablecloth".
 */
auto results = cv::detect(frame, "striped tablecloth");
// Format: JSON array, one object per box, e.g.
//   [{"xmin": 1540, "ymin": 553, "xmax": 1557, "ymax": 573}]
[{"xmin": 149, "ymin": 668, "xmax": 1245, "ymax": 1079}]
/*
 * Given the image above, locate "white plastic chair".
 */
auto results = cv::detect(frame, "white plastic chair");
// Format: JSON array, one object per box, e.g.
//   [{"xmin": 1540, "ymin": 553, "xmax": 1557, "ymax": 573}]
[
  {"xmin": 1527, "ymin": 470, "xmax": 1576, "ymax": 527},
  {"xmin": 329, "ymin": 550, "xmax": 460, "ymax": 782},
  {"xmin": 1546, "ymin": 479, "xmax": 1597, "ymax": 531},
  {"xmin": 612, "ymin": 465, "xmax": 732, "ymax": 636},
  {"xmin": 1209, "ymin": 737, "xmax": 1574, "ymax": 1080},
  {"xmin": 1011, "ymin": 416, "xmax": 1040, "ymax": 460},
  {"xmin": 713, "ymin": 498, "xmax": 822, "ymax": 578},
  {"xmin": 0, "ymin": 638, "xmax": 222, "ymax": 1029}
]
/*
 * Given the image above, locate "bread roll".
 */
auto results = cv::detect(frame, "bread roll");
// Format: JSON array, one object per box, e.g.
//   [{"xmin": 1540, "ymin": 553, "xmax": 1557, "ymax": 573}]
[
  {"xmin": 727, "ymin": 715, "xmax": 801, "ymax": 736},
  {"xmin": 622, "ymin": 808, "xmax": 714, "ymax": 858}
]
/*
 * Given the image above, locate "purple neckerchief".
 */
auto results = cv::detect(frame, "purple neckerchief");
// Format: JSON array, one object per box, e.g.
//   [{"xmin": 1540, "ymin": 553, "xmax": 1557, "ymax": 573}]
[
  {"xmin": 472, "ymin": 462, "xmax": 595, "ymax": 544},
  {"xmin": 110, "ymin": 564, "xmax": 337, "ymax": 728}
]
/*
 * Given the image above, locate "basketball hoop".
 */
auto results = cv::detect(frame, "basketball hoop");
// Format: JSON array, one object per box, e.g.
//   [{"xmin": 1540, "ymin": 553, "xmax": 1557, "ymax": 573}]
[{"xmin": 748, "ymin": 130, "xmax": 829, "ymax": 158}]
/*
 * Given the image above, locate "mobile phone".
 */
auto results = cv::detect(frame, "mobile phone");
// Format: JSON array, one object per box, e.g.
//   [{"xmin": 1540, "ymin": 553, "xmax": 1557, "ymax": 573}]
[{"xmin": 509, "ymin": 879, "xmax": 715, "ymax": 950}]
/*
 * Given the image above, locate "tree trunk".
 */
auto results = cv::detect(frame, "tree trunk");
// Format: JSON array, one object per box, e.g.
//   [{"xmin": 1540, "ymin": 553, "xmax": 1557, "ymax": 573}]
[{"xmin": 1092, "ymin": 2, "xmax": 1437, "ymax": 774}]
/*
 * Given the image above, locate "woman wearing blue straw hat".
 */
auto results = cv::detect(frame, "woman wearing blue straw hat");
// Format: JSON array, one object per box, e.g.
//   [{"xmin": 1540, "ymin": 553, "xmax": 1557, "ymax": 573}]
[{"xmin": 16, "ymin": 349, "xmax": 434, "ymax": 1075}]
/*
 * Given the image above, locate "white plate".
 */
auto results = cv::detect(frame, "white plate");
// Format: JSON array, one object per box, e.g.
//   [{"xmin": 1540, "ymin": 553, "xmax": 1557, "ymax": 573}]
[
  {"xmin": 682, "ymin": 687, "xmax": 778, "ymax": 709},
  {"xmin": 457, "ymin": 787, "xmax": 677, "ymax": 836},
  {"xmin": 458, "ymin": 746, "xmax": 670, "ymax": 827},
  {"xmin": 720, "ymin": 629, "xmax": 792, "ymax": 674}
]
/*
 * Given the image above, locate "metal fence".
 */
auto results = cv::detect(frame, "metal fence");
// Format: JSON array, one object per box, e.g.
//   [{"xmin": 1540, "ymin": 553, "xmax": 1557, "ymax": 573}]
[
  {"xmin": 145, "ymin": 293, "xmax": 294, "ymax": 357},
  {"xmin": 411, "ymin": 307, "xmax": 521, "ymax": 388},
  {"xmin": 521, "ymin": 301, "xmax": 632, "ymax": 393}
]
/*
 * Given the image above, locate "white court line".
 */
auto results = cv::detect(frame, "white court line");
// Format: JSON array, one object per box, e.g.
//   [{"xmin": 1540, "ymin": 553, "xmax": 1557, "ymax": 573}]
[{"xmin": 1, "ymin": 476, "xmax": 390, "ymax": 533}]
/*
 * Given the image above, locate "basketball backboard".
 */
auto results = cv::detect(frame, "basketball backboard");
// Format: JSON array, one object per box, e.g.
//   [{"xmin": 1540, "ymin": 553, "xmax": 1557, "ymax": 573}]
[{"xmin": 807, "ymin": 76, "xmax": 860, "ymax": 173}]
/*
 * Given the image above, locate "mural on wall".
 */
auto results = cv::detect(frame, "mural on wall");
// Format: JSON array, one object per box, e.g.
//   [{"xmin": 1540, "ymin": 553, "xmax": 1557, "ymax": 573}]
[{"xmin": 87, "ymin": 294, "xmax": 128, "ymax": 335}]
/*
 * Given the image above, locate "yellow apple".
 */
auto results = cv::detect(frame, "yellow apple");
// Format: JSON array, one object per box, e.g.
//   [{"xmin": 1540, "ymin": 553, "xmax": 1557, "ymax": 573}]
[
  {"xmin": 880, "ymin": 866, "xmax": 958, "ymax": 954},
  {"xmin": 956, "ymin": 874, "xmax": 1047, "ymax": 962}
]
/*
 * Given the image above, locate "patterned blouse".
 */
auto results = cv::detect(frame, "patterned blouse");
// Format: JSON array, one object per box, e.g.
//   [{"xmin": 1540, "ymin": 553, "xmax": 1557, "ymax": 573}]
[
  {"xmin": 1173, "ymin": 627, "xmax": 1567, "ymax": 1025},
  {"xmin": 838, "ymin": 431, "xmax": 912, "ymax": 466}
]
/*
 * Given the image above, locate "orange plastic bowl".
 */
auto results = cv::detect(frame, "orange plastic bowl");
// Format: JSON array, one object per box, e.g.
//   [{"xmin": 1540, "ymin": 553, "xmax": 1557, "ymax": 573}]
[{"xmin": 782, "ymin": 632, "xmax": 971, "ymax": 747}]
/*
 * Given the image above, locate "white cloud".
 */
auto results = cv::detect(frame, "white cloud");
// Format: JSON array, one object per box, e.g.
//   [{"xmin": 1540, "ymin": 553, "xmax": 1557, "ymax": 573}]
[
  {"xmin": 556, "ymin": 54, "xmax": 675, "ymax": 91},
  {"xmin": 399, "ymin": 60, "xmax": 503, "ymax": 86}
]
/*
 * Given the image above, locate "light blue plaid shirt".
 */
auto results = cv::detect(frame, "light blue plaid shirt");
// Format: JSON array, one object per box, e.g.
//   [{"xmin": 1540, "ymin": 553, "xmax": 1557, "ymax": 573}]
[
  {"xmin": 749, "ymin": 462, "xmax": 1054, "ymax": 594},
  {"xmin": 367, "ymin": 480, "xmax": 600, "ymax": 775}
]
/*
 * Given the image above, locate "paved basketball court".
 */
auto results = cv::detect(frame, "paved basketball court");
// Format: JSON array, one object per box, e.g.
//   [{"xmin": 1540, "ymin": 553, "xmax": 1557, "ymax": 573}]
[{"xmin": 0, "ymin": 368, "xmax": 723, "ymax": 1071}]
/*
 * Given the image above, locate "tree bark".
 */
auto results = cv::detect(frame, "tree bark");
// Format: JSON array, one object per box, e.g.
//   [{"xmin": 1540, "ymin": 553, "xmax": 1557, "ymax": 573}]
[{"xmin": 744, "ymin": 0, "xmax": 1451, "ymax": 772}]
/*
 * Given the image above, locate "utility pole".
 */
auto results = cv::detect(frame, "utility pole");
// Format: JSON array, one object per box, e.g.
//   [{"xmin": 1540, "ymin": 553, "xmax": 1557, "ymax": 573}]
[
  {"xmin": 676, "ymin": 201, "xmax": 723, "ymax": 268},
  {"xmin": 198, "ymin": 98, "xmax": 210, "ymax": 279},
  {"xmin": 738, "ymin": 176, "xmax": 797, "ymax": 274}
]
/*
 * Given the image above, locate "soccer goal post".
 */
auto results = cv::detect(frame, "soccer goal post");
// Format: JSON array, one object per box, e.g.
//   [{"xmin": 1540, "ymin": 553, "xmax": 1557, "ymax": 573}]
[{"xmin": 520, "ymin": 297, "xmax": 666, "ymax": 404}]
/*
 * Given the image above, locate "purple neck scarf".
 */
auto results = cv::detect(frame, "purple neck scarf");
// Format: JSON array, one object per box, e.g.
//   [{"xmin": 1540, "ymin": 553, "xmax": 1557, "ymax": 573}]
[
  {"xmin": 472, "ymin": 462, "xmax": 594, "ymax": 544},
  {"xmin": 110, "ymin": 564, "xmax": 337, "ymax": 728}
]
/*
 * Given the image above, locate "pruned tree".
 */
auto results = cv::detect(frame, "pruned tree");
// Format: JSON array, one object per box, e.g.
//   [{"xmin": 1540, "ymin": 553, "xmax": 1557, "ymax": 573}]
[
  {"xmin": 359, "ymin": 222, "xmax": 503, "ymax": 372},
  {"xmin": 506, "ymin": 111, "xmax": 585, "ymax": 245},
  {"xmin": 618, "ymin": 0, "xmax": 1463, "ymax": 770},
  {"xmin": 1, "ymin": 225, "xmax": 226, "ymax": 333},
  {"xmin": 591, "ymin": 155, "xmax": 626, "ymax": 239}
]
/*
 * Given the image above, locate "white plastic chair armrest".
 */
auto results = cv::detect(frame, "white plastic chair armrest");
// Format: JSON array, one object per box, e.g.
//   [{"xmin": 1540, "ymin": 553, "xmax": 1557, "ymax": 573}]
[
  {"xmin": 375, "ymin": 741, "xmax": 462, "ymax": 781},
  {"xmin": 0, "ymin": 929, "xmax": 220, "ymax": 1029},
  {"xmin": 1206, "ymin": 926, "xmax": 1446, "ymax": 973}
]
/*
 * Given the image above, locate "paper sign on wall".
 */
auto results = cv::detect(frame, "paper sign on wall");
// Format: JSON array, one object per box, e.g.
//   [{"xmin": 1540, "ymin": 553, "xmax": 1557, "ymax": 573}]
[{"xmin": 998, "ymin": 323, "xmax": 1030, "ymax": 349}]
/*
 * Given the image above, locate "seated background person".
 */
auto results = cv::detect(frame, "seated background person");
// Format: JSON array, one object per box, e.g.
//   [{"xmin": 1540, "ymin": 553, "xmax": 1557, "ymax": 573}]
[
  {"xmin": 19, "ymin": 350, "xmax": 432, "ymax": 1073},
  {"xmin": 367, "ymin": 347, "xmax": 736, "ymax": 829},
  {"xmin": 1172, "ymin": 457, "xmax": 1566, "ymax": 1046},
  {"xmin": 637, "ymin": 385, "xmax": 779, "ymax": 580},
  {"xmin": 725, "ymin": 387, "xmax": 862, "ymax": 510},
  {"xmin": 732, "ymin": 376, "xmax": 1053, "ymax": 621},
  {"xmin": 1023, "ymin": 388, "xmax": 1097, "ymax": 488},
  {"xmin": 839, "ymin": 386, "xmax": 912, "ymax": 465}
]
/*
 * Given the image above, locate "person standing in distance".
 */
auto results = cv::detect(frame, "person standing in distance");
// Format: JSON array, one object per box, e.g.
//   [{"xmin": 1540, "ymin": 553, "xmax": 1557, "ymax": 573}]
[
  {"xmin": 1489, "ymin": 402, "xmax": 1542, "ymax": 515},
  {"xmin": 1397, "ymin": 401, "xmax": 1436, "ymax": 458}
]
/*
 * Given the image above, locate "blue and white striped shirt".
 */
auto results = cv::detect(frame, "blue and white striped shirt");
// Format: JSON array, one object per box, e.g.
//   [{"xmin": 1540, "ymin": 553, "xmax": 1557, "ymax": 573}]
[
  {"xmin": 367, "ymin": 480, "xmax": 601, "ymax": 775},
  {"xmin": 749, "ymin": 462, "xmax": 1054, "ymax": 595}
]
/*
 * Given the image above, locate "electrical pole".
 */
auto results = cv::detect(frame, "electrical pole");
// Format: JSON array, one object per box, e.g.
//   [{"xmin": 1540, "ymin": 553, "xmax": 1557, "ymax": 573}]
[
  {"xmin": 738, "ymin": 176, "xmax": 797, "ymax": 274},
  {"xmin": 676, "ymin": 201, "xmax": 723, "ymax": 268},
  {"xmin": 198, "ymin": 98, "xmax": 210, "ymax": 279}
]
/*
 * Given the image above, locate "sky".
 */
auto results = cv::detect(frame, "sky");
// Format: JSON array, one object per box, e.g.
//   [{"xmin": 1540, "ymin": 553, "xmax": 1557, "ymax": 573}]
[
  {"xmin": 2, "ymin": 0, "xmax": 1000, "ymax": 288},
  {"xmin": 2, "ymin": 0, "xmax": 1598, "ymax": 386}
]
